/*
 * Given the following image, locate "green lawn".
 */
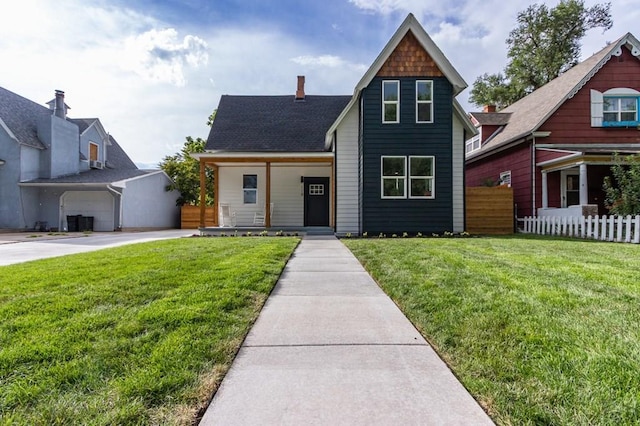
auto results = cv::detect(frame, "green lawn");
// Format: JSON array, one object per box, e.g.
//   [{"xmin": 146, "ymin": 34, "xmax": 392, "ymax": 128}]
[
  {"xmin": 344, "ymin": 235, "xmax": 640, "ymax": 426},
  {"xmin": 0, "ymin": 237, "xmax": 298, "ymax": 425}
]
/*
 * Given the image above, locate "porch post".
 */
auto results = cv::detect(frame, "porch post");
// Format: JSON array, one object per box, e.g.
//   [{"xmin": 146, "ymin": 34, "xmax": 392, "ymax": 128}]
[
  {"xmin": 265, "ymin": 161, "xmax": 271, "ymax": 227},
  {"xmin": 541, "ymin": 171, "xmax": 548, "ymax": 209},
  {"xmin": 579, "ymin": 163, "xmax": 588, "ymax": 205},
  {"xmin": 199, "ymin": 159, "xmax": 206, "ymax": 228},
  {"xmin": 213, "ymin": 164, "xmax": 219, "ymax": 226}
]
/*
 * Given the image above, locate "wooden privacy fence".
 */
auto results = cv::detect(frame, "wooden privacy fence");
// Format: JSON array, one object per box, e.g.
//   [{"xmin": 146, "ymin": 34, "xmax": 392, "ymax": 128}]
[
  {"xmin": 521, "ymin": 215, "xmax": 640, "ymax": 244},
  {"xmin": 465, "ymin": 186, "xmax": 514, "ymax": 234},
  {"xmin": 180, "ymin": 205, "xmax": 216, "ymax": 229}
]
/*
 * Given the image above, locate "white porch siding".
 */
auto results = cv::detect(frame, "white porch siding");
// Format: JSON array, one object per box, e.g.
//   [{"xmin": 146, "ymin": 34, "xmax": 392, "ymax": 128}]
[
  {"xmin": 218, "ymin": 166, "xmax": 266, "ymax": 226},
  {"xmin": 218, "ymin": 164, "xmax": 331, "ymax": 227},
  {"xmin": 452, "ymin": 113, "xmax": 465, "ymax": 232},
  {"xmin": 335, "ymin": 105, "xmax": 360, "ymax": 235},
  {"xmin": 271, "ymin": 165, "xmax": 331, "ymax": 227}
]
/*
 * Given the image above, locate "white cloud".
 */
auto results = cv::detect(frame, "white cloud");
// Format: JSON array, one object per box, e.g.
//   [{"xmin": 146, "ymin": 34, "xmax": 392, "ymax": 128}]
[
  {"xmin": 122, "ymin": 29, "xmax": 209, "ymax": 87},
  {"xmin": 290, "ymin": 55, "xmax": 368, "ymax": 73}
]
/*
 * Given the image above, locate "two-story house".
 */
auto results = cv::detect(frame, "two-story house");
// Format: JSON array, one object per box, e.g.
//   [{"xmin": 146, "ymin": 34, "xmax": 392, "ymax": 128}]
[
  {"xmin": 465, "ymin": 33, "xmax": 640, "ymax": 219},
  {"xmin": 195, "ymin": 13, "xmax": 475, "ymax": 235},
  {"xmin": 0, "ymin": 87, "xmax": 179, "ymax": 231}
]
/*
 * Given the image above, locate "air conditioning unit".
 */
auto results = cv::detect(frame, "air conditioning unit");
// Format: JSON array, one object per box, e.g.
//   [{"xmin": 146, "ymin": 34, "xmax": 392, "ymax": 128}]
[{"xmin": 89, "ymin": 160, "xmax": 103, "ymax": 169}]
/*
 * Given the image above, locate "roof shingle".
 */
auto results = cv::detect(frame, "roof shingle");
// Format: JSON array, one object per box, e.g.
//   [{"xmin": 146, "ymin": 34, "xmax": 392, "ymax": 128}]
[{"xmin": 206, "ymin": 95, "xmax": 351, "ymax": 152}]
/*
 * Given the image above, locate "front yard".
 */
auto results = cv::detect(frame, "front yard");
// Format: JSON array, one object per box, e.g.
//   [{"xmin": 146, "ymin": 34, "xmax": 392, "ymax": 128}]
[
  {"xmin": 2, "ymin": 234, "xmax": 638, "ymax": 425},
  {"xmin": 344, "ymin": 236, "xmax": 640, "ymax": 425},
  {"xmin": 0, "ymin": 237, "xmax": 299, "ymax": 425}
]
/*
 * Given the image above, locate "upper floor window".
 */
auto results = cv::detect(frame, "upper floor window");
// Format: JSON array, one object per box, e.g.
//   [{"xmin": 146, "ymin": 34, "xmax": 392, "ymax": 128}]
[
  {"xmin": 243, "ymin": 174, "xmax": 257, "ymax": 204},
  {"xmin": 416, "ymin": 81, "xmax": 433, "ymax": 123},
  {"xmin": 89, "ymin": 142, "xmax": 99, "ymax": 161},
  {"xmin": 603, "ymin": 97, "xmax": 638, "ymax": 125},
  {"xmin": 465, "ymin": 134, "xmax": 481, "ymax": 154},
  {"xmin": 382, "ymin": 81, "xmax": 399, "ymax": 123},
  {"xmin": 591, "ymin": 88, "xmax": 640, "ymax": 127}
]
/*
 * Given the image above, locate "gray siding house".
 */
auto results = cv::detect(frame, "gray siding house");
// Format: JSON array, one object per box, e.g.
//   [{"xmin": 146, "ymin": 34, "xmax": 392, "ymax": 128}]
[{"xmin": 0, "ymin": 87, "xmax": 179, "ymax": 231}]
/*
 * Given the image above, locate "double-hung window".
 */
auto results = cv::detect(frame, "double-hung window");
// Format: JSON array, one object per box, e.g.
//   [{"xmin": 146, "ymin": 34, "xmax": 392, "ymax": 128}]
[
  {"xmin": 416, "ymin": 81, "xmax": 433, "ymax": 123},
  {"xmin": 409, "ymin": 156, "xmax": 435, "ymax": 198},
  {"xmin": 243, "ymin": 174, "xmax": 257, "ymax": 204},
  {"xmin": 382, "ymin": 81, "xmax": 399, "ymax": 123},
  {"xmin": 381, "ymin": 156, "xmax": 435, "ymax": 199},
  {"xmin": 381, "ymin": 156, "xmax": 406, "ymax": 198},
  {"xmin": 603, "ymin": 97, "xmax": 638, "ymax": 125}
]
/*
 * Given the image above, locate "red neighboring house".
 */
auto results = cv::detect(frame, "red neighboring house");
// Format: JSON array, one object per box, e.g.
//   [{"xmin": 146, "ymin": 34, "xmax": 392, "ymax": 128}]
[{"xmin": 465, "ymin": 33, "xmax": 640, "ymax": 218}]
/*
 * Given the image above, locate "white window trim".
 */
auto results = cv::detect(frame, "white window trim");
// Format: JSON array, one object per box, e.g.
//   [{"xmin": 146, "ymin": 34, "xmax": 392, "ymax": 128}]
[
  {"xmin": 465, "ymin": 134, "xmax": 481, "ymax": 155},
  {"xmin": 591, "ymin": 88, "xmax": 640, "ymax": 127},
  {"xmin": 603, "ymin": 96, "xmax": 638, "ymax": 123},
  {"xmin": 416, "ymin": 80, "xmax": 434, "ymax": 123},
  {"xmin": 409, "ymin": 156, "xmax": 435, "ymax": 199},
  {"xmin": 381, "ymin": 156, "xmax": 406, "ymax": 199},
  {"xmin": 499, "ymin": 170, "xmax": 512, "ymax": 187},
  {"xmin": 382, "ymin": 80, "xmax": 400, "ymax": 124},
  {"xmin": 242, "ymin": 174, "xmax": 257, "ymax": 205}
]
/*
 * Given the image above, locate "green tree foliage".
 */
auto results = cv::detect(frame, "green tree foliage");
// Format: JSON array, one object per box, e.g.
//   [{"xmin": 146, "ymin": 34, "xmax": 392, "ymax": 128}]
[
  {"xmin": 159, "ymin": 110, "xmax": 216, "ymax": 206},
  {"xmin": 603, "ymin": 154, "xmax": 640, "ymax": 215},
  {"xmin": 470, "ymin": 0, "xmax": 612, "ymax": 109}
]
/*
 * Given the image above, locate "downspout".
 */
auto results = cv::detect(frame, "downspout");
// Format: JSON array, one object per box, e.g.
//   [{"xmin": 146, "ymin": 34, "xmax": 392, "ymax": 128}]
[
  {"xmin": 107, "ymin": 184, "xmax": 123, "ymax": 230},
  {"xmin": 531, "ymin": 134, "xmax": 536, "ymax": 217}
]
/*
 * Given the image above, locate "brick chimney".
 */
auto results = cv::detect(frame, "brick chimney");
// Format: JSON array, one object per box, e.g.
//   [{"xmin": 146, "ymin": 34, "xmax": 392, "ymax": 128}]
[
  {"xmin": 295, "ymin": 76, "xmax": 305, "ymax": 100},
  {"xmin": 54, "ymin": 90, "xmax": 66, "ymax": 119},
  {"xmin": 483, "ymin": 105, "xmax": 497, "ymax": 113}
]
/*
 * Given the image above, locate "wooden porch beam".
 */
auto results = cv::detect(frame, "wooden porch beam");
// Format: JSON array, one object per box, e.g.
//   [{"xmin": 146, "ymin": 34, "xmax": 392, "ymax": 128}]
[
  {"xmin": 213, "ymin": 164, "xmax": 219, "ymax": 226},
  {"xmin": 202, "ymin": 156, "xmax": 333, "ymax": 164}
]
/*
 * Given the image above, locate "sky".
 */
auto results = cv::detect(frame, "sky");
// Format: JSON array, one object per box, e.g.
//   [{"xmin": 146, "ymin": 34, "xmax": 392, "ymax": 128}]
[{"xmin": 1, "ymin": 0, "xmax": 638, "ymax": 169}]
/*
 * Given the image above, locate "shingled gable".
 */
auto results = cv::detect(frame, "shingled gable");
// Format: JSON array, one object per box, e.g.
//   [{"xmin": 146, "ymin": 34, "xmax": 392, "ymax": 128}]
[
  {"xmin": 205, "ymin": 95, "xmax": 350, "ymax": 152},
  {"xmin": 325, "ymin": 13, "xmax": 470, "ymax": 149},
  {"xmin": 467, "ymin": 32, "xmax": 640, "ymax": 162}
]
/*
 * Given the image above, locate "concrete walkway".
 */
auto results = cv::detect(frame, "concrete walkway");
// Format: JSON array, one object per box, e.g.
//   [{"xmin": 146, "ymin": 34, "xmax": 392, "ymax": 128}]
[{"xmin": 199, "ymin": 236, "xmax": 494, "ymax": 425}]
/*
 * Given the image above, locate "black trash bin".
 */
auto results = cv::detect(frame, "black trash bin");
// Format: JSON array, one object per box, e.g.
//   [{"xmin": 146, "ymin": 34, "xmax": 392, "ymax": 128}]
[
  {"xmin": 67, "ymin": 215, "xmax": 80, "ymax": 232},
  {"xmin": 79, "ymin": 216, "xmax": 94, "ymax": 231}
]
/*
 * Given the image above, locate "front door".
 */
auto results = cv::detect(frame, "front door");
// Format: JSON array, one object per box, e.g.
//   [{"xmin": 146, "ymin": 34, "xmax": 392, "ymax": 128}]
[
  {"xmin": 304, "ymin": 177, "xmax": 330, "ymax": 226},
  {"xmin": 561, "ymin": 170, "xmax": 580, "ymax": 207}
]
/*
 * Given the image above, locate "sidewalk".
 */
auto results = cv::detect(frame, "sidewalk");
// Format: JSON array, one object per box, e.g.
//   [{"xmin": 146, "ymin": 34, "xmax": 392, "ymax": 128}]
[{"xmin": 199, "ymin": 236, "xmax": 494, "ymax": 425}]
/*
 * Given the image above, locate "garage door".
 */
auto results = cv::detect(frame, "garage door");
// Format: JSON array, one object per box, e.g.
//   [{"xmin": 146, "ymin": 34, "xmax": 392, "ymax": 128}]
[{"xmin": 62, "ymin": 191, "xmax": 115, "ymax": 231}]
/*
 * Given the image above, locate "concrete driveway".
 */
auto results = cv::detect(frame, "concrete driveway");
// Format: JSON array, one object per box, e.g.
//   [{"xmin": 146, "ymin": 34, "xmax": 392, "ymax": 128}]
[{"xmin": 0, "ymin": 230, "xmax": 196, "ymax": 266}]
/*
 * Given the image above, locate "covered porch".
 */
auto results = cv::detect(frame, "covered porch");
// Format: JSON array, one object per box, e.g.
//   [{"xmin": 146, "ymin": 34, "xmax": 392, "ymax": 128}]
[
  {"xmin": 537, "ymin": 151, "xmax": 622, "ymax": 217},
  {"xmin": 195, "ymin": 153, "xmax": 335, "ymax": 230}
]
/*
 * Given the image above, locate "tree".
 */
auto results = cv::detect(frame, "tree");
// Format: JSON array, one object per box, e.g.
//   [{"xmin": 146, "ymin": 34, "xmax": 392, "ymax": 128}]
[
  {"xmin": 603, "ymin": 154, "xmax": 640, "ymax": 215},
  {"xmin": 470, "ymin": 0, "xmax": 612, "ymax": 109},
  {"xmin": 159, "ymin": 111, "xmax": 216, "ymax": 206}
]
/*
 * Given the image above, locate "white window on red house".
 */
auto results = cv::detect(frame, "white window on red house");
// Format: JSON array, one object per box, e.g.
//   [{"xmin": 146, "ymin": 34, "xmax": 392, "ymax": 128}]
[{"xmin": 499, "ymin": 170, "xmax": 511, "ymax": 187}]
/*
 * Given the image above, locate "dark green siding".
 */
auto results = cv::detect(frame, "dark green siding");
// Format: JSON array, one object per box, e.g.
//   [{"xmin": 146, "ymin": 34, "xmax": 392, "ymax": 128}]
[{"xmin": 362, "ymin": 76, "xmax": 453, "ymax": 233}]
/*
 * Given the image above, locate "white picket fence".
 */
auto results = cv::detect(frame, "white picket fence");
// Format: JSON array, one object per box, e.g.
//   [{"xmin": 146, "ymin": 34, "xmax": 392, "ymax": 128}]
[{"xmin": 520, "ymin": 215, "xmax": 640, "ymax": 244}]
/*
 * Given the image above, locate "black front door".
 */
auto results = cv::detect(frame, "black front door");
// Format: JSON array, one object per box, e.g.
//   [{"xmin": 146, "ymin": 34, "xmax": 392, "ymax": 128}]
[{"xmin": 304, "ymin": 177, "xmax": 330, "ymax": 226}]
